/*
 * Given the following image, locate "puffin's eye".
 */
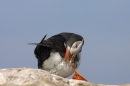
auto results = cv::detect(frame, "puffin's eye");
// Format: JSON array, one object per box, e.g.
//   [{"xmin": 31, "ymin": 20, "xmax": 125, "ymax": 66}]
[
  {"xmin": 73, "ymin": 44, "xmax": 78, "ymax": 48},
  {"xmin": 72, "ymin": 44, "xmax": 78, "ymax": 48},
  {"xmin": 75, "ymin": 44, "xmax": 78, "ymax": 48},
  {"xmin": 72, "ymin": 41, "xmax": 82, "ymax": 49}
]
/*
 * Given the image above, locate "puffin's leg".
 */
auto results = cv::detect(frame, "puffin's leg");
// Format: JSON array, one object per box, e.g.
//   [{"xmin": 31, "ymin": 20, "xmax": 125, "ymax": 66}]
[{"xmin": 72, "ymin": 65, "xmax": 88, "ymax": 81}]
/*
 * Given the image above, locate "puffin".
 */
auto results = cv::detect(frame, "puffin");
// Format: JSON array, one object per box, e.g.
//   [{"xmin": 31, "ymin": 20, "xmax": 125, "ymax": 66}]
[{"xmin": 29, "ymin": 32, "xmax": 87, "ymax": 81}]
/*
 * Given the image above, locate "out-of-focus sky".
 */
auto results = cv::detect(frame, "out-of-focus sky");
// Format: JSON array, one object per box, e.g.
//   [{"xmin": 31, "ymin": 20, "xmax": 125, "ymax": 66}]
[{"xmin": 0, "ymin": 0, "xmax": 130, "ymax": 84}]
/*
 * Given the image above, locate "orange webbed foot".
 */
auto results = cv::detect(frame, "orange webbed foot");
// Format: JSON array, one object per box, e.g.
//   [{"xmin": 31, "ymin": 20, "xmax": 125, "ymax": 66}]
[
  {"xmin": 72, "ymin": 65, "xmax": 88, "ymax": 81},
  {"xmin": 68, "ymin": 55, "xmax": 88, "ymax": 81}
]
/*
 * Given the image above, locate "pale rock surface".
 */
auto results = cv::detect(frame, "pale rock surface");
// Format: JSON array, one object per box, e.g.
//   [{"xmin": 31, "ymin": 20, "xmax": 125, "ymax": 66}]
[{"xmin": 0, "ymin": 68, "xmax": 129, "ymax": 86}]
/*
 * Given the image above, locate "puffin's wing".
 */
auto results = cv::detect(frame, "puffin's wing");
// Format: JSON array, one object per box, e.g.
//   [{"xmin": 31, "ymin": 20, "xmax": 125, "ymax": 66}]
[
  {"xmin": 28, "ymin": 34, "xmax": 56, "ymax": 48},
  {"xmin": 28, "ymin": 43, "xmax": 56, "ymax": 48}
]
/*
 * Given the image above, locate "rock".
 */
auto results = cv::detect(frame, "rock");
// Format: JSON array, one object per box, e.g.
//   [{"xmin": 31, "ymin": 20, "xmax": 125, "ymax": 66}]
[{"xmin": 0, "ymin": 68, "xmax": 129, "ymax": 86}]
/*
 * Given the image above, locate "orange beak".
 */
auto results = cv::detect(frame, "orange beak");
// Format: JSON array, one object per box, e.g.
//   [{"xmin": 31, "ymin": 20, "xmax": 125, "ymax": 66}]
[
  {"xmin": 69, "ymin": 53, "xmax": 75, "ymax": 65},
  {"xmin": 64, "ymin": 46, "xmax": 70, "ymax": 62},
  {"xmin": 64, "ymin": 46, "xmax": 75, "ymax": 66}
]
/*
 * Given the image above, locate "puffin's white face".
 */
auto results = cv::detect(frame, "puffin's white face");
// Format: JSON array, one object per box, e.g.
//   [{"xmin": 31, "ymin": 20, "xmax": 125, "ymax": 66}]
[
  {"xmin": 70, "ymin": 39, "xmax": 84, "ymax": 55},
  {"xmin": 64, "ymin": 39, "xmax": 84, "ymax": 63}
]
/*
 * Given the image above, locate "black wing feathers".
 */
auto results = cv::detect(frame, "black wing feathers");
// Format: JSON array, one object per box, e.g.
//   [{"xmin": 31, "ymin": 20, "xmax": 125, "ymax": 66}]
[
  {"xmin": 34, "ymin": 34, "xmax": 67, "ymax": 68},
  {"xmin": 35, "ymin": 45, "xmax": 51, "ymax": 68}
]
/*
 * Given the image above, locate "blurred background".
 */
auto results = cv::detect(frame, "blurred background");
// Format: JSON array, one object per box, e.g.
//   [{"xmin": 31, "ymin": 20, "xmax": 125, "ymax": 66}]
[{"xmin": 0, "ymin": 0, "xmax": 130, "ymax": 84}]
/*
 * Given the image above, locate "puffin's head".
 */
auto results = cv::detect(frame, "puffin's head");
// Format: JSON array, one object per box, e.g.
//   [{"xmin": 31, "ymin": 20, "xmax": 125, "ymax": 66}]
[{"xmin": 64, "ymin": 34, "xmax": 84, "ymax": 65}]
